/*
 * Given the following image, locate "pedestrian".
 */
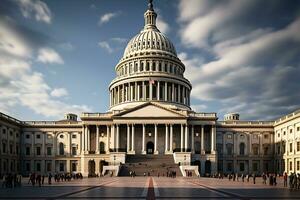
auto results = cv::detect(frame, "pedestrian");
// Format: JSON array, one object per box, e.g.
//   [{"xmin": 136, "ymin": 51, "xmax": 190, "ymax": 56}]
[
  {"xmin": 48, "ymin": 173, "xmax": 52, "ymax": 185},
  {"xmin": 284, "ymin": 172, "xmax": 288, "ymax": 187},
  {"xmin": 253, "ymin": 173, "xmax": 256, "ymax": 184}
]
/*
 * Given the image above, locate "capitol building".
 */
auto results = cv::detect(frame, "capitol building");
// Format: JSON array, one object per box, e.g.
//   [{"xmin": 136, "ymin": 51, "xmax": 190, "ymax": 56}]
[{"xmin": 0, "ymin": 1, "xmax": 300, "ymax": 177}]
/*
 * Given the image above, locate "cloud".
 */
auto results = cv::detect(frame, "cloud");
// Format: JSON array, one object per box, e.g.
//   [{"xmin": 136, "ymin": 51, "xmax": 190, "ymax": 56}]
[
  {"xmin": 50, "ymin": 88, "xmax": 68, "ymax": 97},
  {"xmin": 98, "ymin": 11, "xmax": 121, "ymax": 25},
  {"xmin": 37, "ymin": 47, "xmax": 64, "ymax": 64},
  {"xmin": 59, "ymin": 42, "xmax": 74, "ymax": 51},
  {"xmin": 0, "ymin": 17, "xmax": 91, "ymax": 119},
  {"xmin": 156, "ymin": 16, "xmax": 170, "ymax": 34},
  {"xmin": 16, "ymin": 0, "xmax": 52, "ymax": 24},
  {"xmin": 98, "ymin": 37, "xmax": 127, "ymax": 53}
]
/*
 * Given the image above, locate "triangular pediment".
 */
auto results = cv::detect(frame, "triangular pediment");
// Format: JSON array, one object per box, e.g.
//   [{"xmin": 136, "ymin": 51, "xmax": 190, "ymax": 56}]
[{"xmin": 114, "ymin": 102, "xmax": 186, "ymax": 118}]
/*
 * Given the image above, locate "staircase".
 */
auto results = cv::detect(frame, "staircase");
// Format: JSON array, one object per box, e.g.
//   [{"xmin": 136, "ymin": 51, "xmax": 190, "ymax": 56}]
[{"xmin": 119, "ymin": 154, "xmax": 182, "ymax": 176}]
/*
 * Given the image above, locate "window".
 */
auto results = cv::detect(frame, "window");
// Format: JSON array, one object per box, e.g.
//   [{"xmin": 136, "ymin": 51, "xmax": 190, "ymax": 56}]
[
  {"xmin": 36, "ymin": 147, "xmax": 41, "ymax": 155},
  {"xmin": 72, "ymin": 163, "xmax": 77, "ymax": 172},
  {"xmin": 16, "ymin": 145, "xmax": 19, "ymax": 154},
  {"xmin": 47, "ymin": 163, "xmax": 52, "ymax": 171},
  {"xmin": 72, "ymin": 134, "xmax": 77, "ymax": 139},
  {"xmin": 264, "ymin": 146, "xmax": 269, "ymax": 155},
  {"xmin": 283, "ymin": 131, "xmax": 286, "ymax": 135},
  {"xmin": 239, "ymin": 143, "xmax": 245, "ymax": 155},
  {"xmin": 297, "ymin": 142, "xmax": 300, "ymax": 152},
  {"xmin": 290, "ymin": 143, "xmax": 293, "ymax": 152},
  {"xmin": 264, "ymin": 134, "xmax": 268, "ymax": 139},
  {"xmin": 10, "ymin": 131, "xmax": 13, "ymax": 136},
  {"xmin": 277, "ymin": 146, "xmax": 280, "ymax": 154},
  {"xmin": 297, "ymin": 127, "xmax": 300, "ymax": 131},
  {"xmin": 60, "ymin": 134, "xmax": 64, "ymax": 139},
  {"xmin": 290, "ymin": 129, "xmax": 293, "ymax": 134},
  {"xmin": 226, "ymin": 144, "xmax": 233, "ymax": 155},
  {"xmin": 297, "ymin": 161, "xmax": 300, "ymax": 171},
  {"xmin": 47, "ymin": 134, "xmax": 52, "ymax": 139},
  {"xmin": 278, "ymin": 133, "xmax": 280, "ymax": 137},
  {"xmin": 2, "ymin": 142, "xmax": 6, "ymax": 153},
  {"xmin": 10, "ymin": 144, "xmax": 13, "ymax": 154},
  {"xmin": 253, "ymin": 146, "xmax": 259, "ymax": 155},
  {"xmin": 253, "ymin": 135, "xmax": 258, "ymax": 139},
  {"xmin": 26, "ymin": 134, "xmax": 30, "ymax": 139},
  {"xmin": 253, "ymin": 163, "xmax": 258, "ymax": 171},
  {"xmin": 227, "ymin": 134, "xmax": 232, "ymax": 139},
  {"xmin": 36, "ymin": 163, "xmax": 41, "ymax": 171},
  {"xmin": 72, "ymin": 146, "xmax": 77, "ymax": 155},
  {"xmin": 240, "ymin": 163, "xmax": 245, "ymax": 171},
  {"xmin": 26, "ymin": 163, "xmax": 30, "ymax": 171},
  {"xmin": 2, "ymin": 129, "xmax": 6, "ymax": 134},
  {"xmin": 240, "ymin": 134, "xmax": 244, "ymax": 139},
  {"xmin": 59, "ymin": 143, "xmax": 64, "ymax": 155},
  {"xmin": 227, "ymin": 162, "xmax": 233, "ymax": 172},
  {"xmin": 47, "ymin": 147, "xmax": 52, "ymax": 155},
  {"xmin": 26, "ymin": 147, "xmax": 30, "ymax": 155},
  {"xmin": 59, "ymin": 163, "xmax": 64, "ymax": 172},
  {"xmin": 36, "ymin": 134, "xmax": 40, "ymax": 139},
  {"xmin": 290, "ymin": 161, "xmax": 293, "ymax": 171}
]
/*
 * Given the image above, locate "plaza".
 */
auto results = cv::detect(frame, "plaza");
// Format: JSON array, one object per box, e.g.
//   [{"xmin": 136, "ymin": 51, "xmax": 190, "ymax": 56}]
[{"xmin": 1, "ymin": 176, "xmax": 300, "ymax": 199}]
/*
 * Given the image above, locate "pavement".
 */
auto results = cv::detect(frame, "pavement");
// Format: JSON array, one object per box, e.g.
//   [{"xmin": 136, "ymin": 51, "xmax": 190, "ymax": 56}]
[{"xmin": 1, "ymin": 176, "xmax": 300, "ymax": 200}]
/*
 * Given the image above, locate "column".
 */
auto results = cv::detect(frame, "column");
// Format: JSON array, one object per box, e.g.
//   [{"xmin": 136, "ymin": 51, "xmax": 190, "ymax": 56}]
[
  {"xmin": 201, "ymin": 125, "xmax": 205, "ymax": 154},
  {"xmin": 211, "ymin": 125, "xmax": 216, "ymax": 154},
  {"xmin": 122, "ymin": 84, "xmax": 125, "ymax": 102},
  {"xmin": 142, "ymin": 124, "xmax": 146, "ymax": 154},
  {"xmin": 116, "ymin": 124, "xmax": 119, "ymax": 151},
  {"xmin": 191, "ymin": 125, "xmax": 195, "ymax": 153},
  {"xmin": 127, "ymin": 124, "xmax": 130, "ymax": 152},
  {"xmin": 87, "ymin": 126, "xmax": 90, "ymax": 152},
  {"xmin": 96, "ymin": 125, "xmax": 99, "ymax": 154},
  {"xmin": 172, "ymin": 83, "xmax": 175, "ymax": 101},
  {"xmin": 185, "ymin": 124, "xmax": 189, "ymax": 151},
  {"xmin": 165, "ymin": 124, "xmax": 169, "ymax": 152},
  {"xmin": 150, "ymin": 80, "xmax": 153, "ymax": 100},
  {"xmin": 69, "ymin": 132, "xmax": 72, "ymax": 156},
  {"xmin": 154, "ymin": 124, "xmax": 158, "ymax": 154},
  {"xmin": 106, "ymin": 125, "xmax": 110, "ymax": 153},
  {"xmin": 82, "ymin": 126, "xmax": 85, "ymax": 152},
  {"xmin": 131, "ymin": 124, "xmax": 135, "ymax": 152},
  {"xmin": 180, "ymin": 124, "xmax": 184, "ymax": 152},
  {"xmin": 111, "ymin": 125, "xmax": 115, "ymax": 150},
  {"xmin": 142, "ymin": 81, "xmax": 145, "ymax": 100},
  {"xmin": 31, "ymin": 132, "xmax": 34, "ymax": 156},
  {"xmin": 178, "ymin": 85, "xmax": 181, "ymax": 103},
  {"xmin": 183, "ymin": 87, "xmax": 186, "ymax": 104},
  {"xmin": 53, "ymin": 132, "xmax": 57, "ymax": 156},
  {"xmin": 42, "ymin": 132, "xmax": 45, "ymax": 156},
  {"xmin": 170, "ymin": 124, "xmax": 173, "ymax": 152},
  {"xmin": 137, "ymin": 83, "xmax": 140, "ymax": 100},
  {"xmin": 130, "ymin": 84, "xmax": 133, "ymax": 101},
  {"xmin": 249, "ymin": 133, "xmax": 252, "ymax": 155},
  {"xmin": 157, "ymin": 81, "xmax": 160, "ymax": 100},
  {"xmin": 135, "ymin": 82, "xmax": 138, "ymax": 100},
  {"xmin": 164, "ymin": 82, "xmax": 167, "ymax": 101}
]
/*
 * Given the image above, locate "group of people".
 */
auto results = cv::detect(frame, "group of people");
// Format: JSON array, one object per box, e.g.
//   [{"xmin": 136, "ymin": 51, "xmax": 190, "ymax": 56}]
[
  {"xmin": 129, "ymin": 170, "xmax": 136, "ymax": 177},
  {"xmin": 288, "ymin": 173, "xmax": 300, "ymax": 189},
  {"xmin": 1, "ymin": 174, "xmax": 22, "ymax": 188},
  {"xmin": 262, "ymin": 173, "xmax": 277, "ymax": 186},
  {"xmin": 185, "ymin": 170, "xmax": 193, "ymax": 177}
]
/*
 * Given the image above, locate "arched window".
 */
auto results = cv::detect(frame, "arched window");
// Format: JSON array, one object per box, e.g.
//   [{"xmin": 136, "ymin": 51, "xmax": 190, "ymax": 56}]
[
  {"xmin": 59, "ymin": 142, "xmax": 64, "ymax": 155},
  {"xmin": 240, "ymin": 143, "xmax": 245, "ymax": 155},
  {"xmin": 226, "ymin": 143, "xmax": 233, "ymax": 155}
]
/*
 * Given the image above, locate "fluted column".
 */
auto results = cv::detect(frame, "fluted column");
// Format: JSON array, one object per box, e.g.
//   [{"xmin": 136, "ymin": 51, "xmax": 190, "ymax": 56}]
[
  {"xmin": 180, "ymin": 124, "xmax": 184, "ymax": 152},
  {"xmin": 127, "ymin": 124, "xmax": 130, "ymax": 152},
  {"xmin": 142, "ymin": 124, "xmax": 146, "ymax": 154},
  {"xmin": 130, "ymin": 83, "xmax": 133, "ymax": 101},
  {"xmin": 211, "ymin": 125, "xmax": 216, "ymax": 154},
  {"xmin": 116, "ymin": 124, "xmax": 119, "ymax": 151},
  {"xmin": 170, "ymin": 124, "xmax": 173, "ymax": 152},
  {"xmin": 143, "ymin": 81, "xmax": 146, "ymax": 100},
  {"xmin": 185, "ymin": 124, "xmax": 189, "ymax": 151},
  {"xmin": 106, "ymin": 125, "xmax": 110, "ymax": 153},
  {"xmin": 164, "ymin": 82, "xmax": 167, "ymax": 101},
  {"xmin": 135, "ymin": 82, "xmax": 138, "ymax": 100},
  {"xmin": 131, "ymin": 124, "xmax": 135, "ymax": 153},
  {"xmin": 154, "ymin": 124, "xmax": 158, "ymax": 154},
  {"xmin": 150, "ymin": 80, "xmax": 153, "ymax": 100},
  {"xmin": 201, "ymin": 125, "xmax": 205, "ymax": 155},
  {"xmin": 165, "ymin": 124, "xmax": 168, "ymax": 152},
  {"xmin": 157, "ymin": 81, "xmax": 160, "ymax": 100},
  {"xmin": 96, "ymin": 125, "xmax": 99, "ymax": 154},
  {"xmin": 191, "ymin": 125, "xmax": 195, "ymax": 153}
]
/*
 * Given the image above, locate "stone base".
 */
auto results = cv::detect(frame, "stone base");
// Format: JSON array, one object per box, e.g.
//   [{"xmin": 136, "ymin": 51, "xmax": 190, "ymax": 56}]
[
  {"xmin": 154, "ymin": 150, "xmax": 159, "ymax": 155},
  {"xmin": 141, "ymin": 151, "xmax": 146, "ymax": 155},
  {"xmin": 164, "ymin": 151, "xmax": 173, "ymax": 155},
  {"xmin": 127, "ymin": 151, "xmax": 136, "ymax": 155}
]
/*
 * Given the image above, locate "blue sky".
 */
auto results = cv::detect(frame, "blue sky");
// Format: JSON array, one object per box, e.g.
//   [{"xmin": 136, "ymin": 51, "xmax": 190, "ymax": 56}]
[{"xmin": 0, "ymin": 0, "xmax": 300, "ymax": 121}]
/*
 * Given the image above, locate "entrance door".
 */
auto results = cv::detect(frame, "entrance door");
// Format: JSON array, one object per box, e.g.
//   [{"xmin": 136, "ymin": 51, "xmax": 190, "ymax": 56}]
[
  {"xmin": 146, "ymin": 141, "xmax": 154, "ymax": 154},
  {"xmin": 205, "ymin": 160, "xmax": 211, "ymax": 175},
  {"xmin": 88, "ymin": 160, "xmax": 96, "ymax": 177}
]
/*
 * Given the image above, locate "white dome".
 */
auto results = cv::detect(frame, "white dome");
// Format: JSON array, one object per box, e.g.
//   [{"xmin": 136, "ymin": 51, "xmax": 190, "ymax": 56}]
[{"xmin": 123, "ymin": 29, "xmax": 177, "ymax": 58}]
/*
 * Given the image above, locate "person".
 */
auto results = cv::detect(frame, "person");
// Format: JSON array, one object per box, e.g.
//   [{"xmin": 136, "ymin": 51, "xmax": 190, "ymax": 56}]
[
  {"xmin": 241, "ymin": 174, "xmax": 244, "ymax": 182},
  {"xmin": 284, "ymin": 172, "xmax": 288, "ymax": 187},
  {"xmin": 42, "ymin": 175, "xmax": 45, "ymax": 185},
  {"xmin": 253, "ymin": 173, "xmax": 256, "ymax": 184},
  {"xmin": 48, "ymin": 173, "xmax": 52, "ymax": 185},
  {"xmin": 36, "ymin": 174, "xmax": 41, "ymax": 187},
  {"xmin": 2, "ymin": 175, "xmax": 7, "ymax": 188}
]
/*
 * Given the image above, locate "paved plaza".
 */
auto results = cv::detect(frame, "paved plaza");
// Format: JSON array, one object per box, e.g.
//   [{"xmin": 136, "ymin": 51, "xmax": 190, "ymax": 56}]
[{"xmin": 1, "ymin": 177, "xmax": 300, "ymax": 200}]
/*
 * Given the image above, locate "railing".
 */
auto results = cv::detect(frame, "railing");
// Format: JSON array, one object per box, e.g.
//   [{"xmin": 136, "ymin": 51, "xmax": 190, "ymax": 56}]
[
  {"xmin": 189, "ymin": 113, "xmax": 217, "ymax": 118},
  {"xmin": 275, "ymin": 108, "xmax": 300, "ymax": 123},
  {"xmin": 23, "ymin": 121, "xmax": 80, "ymax": 125},
  {"xmin": 81, "ymin": 113, "xmax": 111, "ymax": 117},
  {"xmin": 218, "ymin": 121, "xmax": 274, "ymax": 125},
  {"xmin": 0, "ymin": 112, "xmax": 22, "ymax": 124},
  {"xmin": 109, "ymin": 148, "xmax": 127, "ymax": 152}
]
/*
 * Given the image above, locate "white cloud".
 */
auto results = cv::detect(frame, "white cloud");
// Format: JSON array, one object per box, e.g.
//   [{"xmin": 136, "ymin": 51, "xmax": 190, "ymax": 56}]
[
  {"xmin": 51, "ymin": 88, "xmax": 68, "ymax": 97},
  {"xmin": 0, "ymin": 18, "xmax": 91, "ymax": 119},
  {"xmin": 98, "ymin": 11, "xmax": 120, "ymax": 25},
  {"xmin": 37, "ymin": 47, "xmax": 64, "ymax": 64},
  {"xmin": 111, "ymin": 37, "xmax": 127, "ymax": 43},
  {"xmin": 16, "ymin": 0, "xmax": 52, "ymax": 24},
  {"xmin": 156, "ymin": 16, "xmax": 170, "ymax": 34},
  {"xmin": 98, "ymin": 41, "xmax": 113, "ymax": 53},
  {"xmin": 59, "ymin": 42, "xmax": 74, "ymax": 51}
]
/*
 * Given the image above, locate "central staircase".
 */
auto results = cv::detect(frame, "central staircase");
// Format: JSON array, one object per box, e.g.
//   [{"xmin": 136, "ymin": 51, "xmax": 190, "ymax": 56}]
[{"xmin": 118, "ymin": 154, "xmax": 182, "ymax": 176}]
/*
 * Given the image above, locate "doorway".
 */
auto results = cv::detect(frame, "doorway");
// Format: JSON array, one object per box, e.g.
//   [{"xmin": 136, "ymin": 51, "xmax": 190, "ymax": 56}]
[{"xmin": 146, "ymin": 141, "xmax": 154, "ymax": 154}]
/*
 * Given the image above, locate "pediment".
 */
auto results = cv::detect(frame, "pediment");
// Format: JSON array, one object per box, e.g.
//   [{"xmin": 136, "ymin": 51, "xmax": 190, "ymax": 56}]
[{"xmin": 114, "ymin": 103, "xmax": 185, "ymax": 118}]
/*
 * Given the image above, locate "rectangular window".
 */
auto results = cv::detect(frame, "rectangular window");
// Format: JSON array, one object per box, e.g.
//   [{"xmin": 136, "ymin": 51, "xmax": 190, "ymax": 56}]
[
  {"xmin": 47, "ymin": 162, "xmax": 52, "ymax": 171},
  {"xmin": 72, "ymin": 163, "xmax": 77, "ymax": 171},
  {"xmin": 72, "ymin": 147, "xmax": 77, "ymax": 155},
  {"xmin": 290, "ymin": 161, "xmax": 293, "ymax": 170},
  {"xmin": 290, "ymin": 143, "xmax": 293, "ymax": 153},
  {"xmin": 227, "ymin": 134, "xmax": 232, "ymax": 139},
  {"xmin": 36, "ymin": 134, "xmax": 40, "ymax": 139},
  {"xmin": 297, "ymin": 142, "xmax": 300, "ymax": 152},
  {"xmin": 240, "ymin": 163, "xmax": 245, "ymax": 171},
  {"xmin": 59, "ymin": 163, "xmax": 64, "ymax": 172},
  {"xmin": 297, "ymin": 161, "xmax": 300, "ymax": 171},
  {"xmin": 297, "ymin": 127, "xmax": 300, "ymax": 131},
  {"xmin": 2, "ymin": 143, "xmax": 6, "ymax": 153},
  {"xmin": 36, "ymin": 147, "xmax": 41, "ymax": 155},
  {"xmin": 227, "ymin": 162, "xmax": 232, "ymax": 171},
  {"xmin": 10, "ymin": 144, "xmax": 13, "ymax": 154},
  {"xmin": 26, "ymin": 163, "xmax": 30, "ymax": 171},
  {"xmin": 26, "ymin": 147, "xmax": 30, "ymax": 155},
  {"xmin": 290, "ymin": 129, "xmax": 293, "ymax": 134},
  {"xmin": 26, "ymin": 134, "xmax": 30, "ymax": 139},
  {"xmin": 36, "ymin": 163, "xmax": 41, "ymax": 171},
  {"xmin": 277, "ymin": 146, "xmax": 280, "ymax": 154},
  {"xmin": 72, "ymin": 134, "xmax": 76, "ymax": 139},
  {"xmin": 253, "ymin": 163, "xmax": 258, "ymax": 171},
  {"xmin": 264, "ymin": 134, "xmax": 268, "ymax": 139},
  {"xmin": 47, "ymin": 147, "xmax": 52, "ymax": 155}
]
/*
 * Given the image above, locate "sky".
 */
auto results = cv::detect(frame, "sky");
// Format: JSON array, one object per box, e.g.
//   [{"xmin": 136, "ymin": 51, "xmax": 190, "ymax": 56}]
[{"xmin": 0, "ymin": 0, "xmax": 300, "ymax": 121}]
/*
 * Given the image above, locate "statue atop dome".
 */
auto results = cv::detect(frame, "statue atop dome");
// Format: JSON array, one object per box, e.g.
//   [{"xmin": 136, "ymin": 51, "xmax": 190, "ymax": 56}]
[{"xmin": 148, "ymin": 0, "xmax": 154, "ymax": 11}]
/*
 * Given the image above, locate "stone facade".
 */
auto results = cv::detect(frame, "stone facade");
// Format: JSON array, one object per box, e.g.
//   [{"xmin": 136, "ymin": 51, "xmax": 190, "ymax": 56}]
[{"xmin": 0, "ymin": 1, "xmax": 299, "ymax": 177}]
